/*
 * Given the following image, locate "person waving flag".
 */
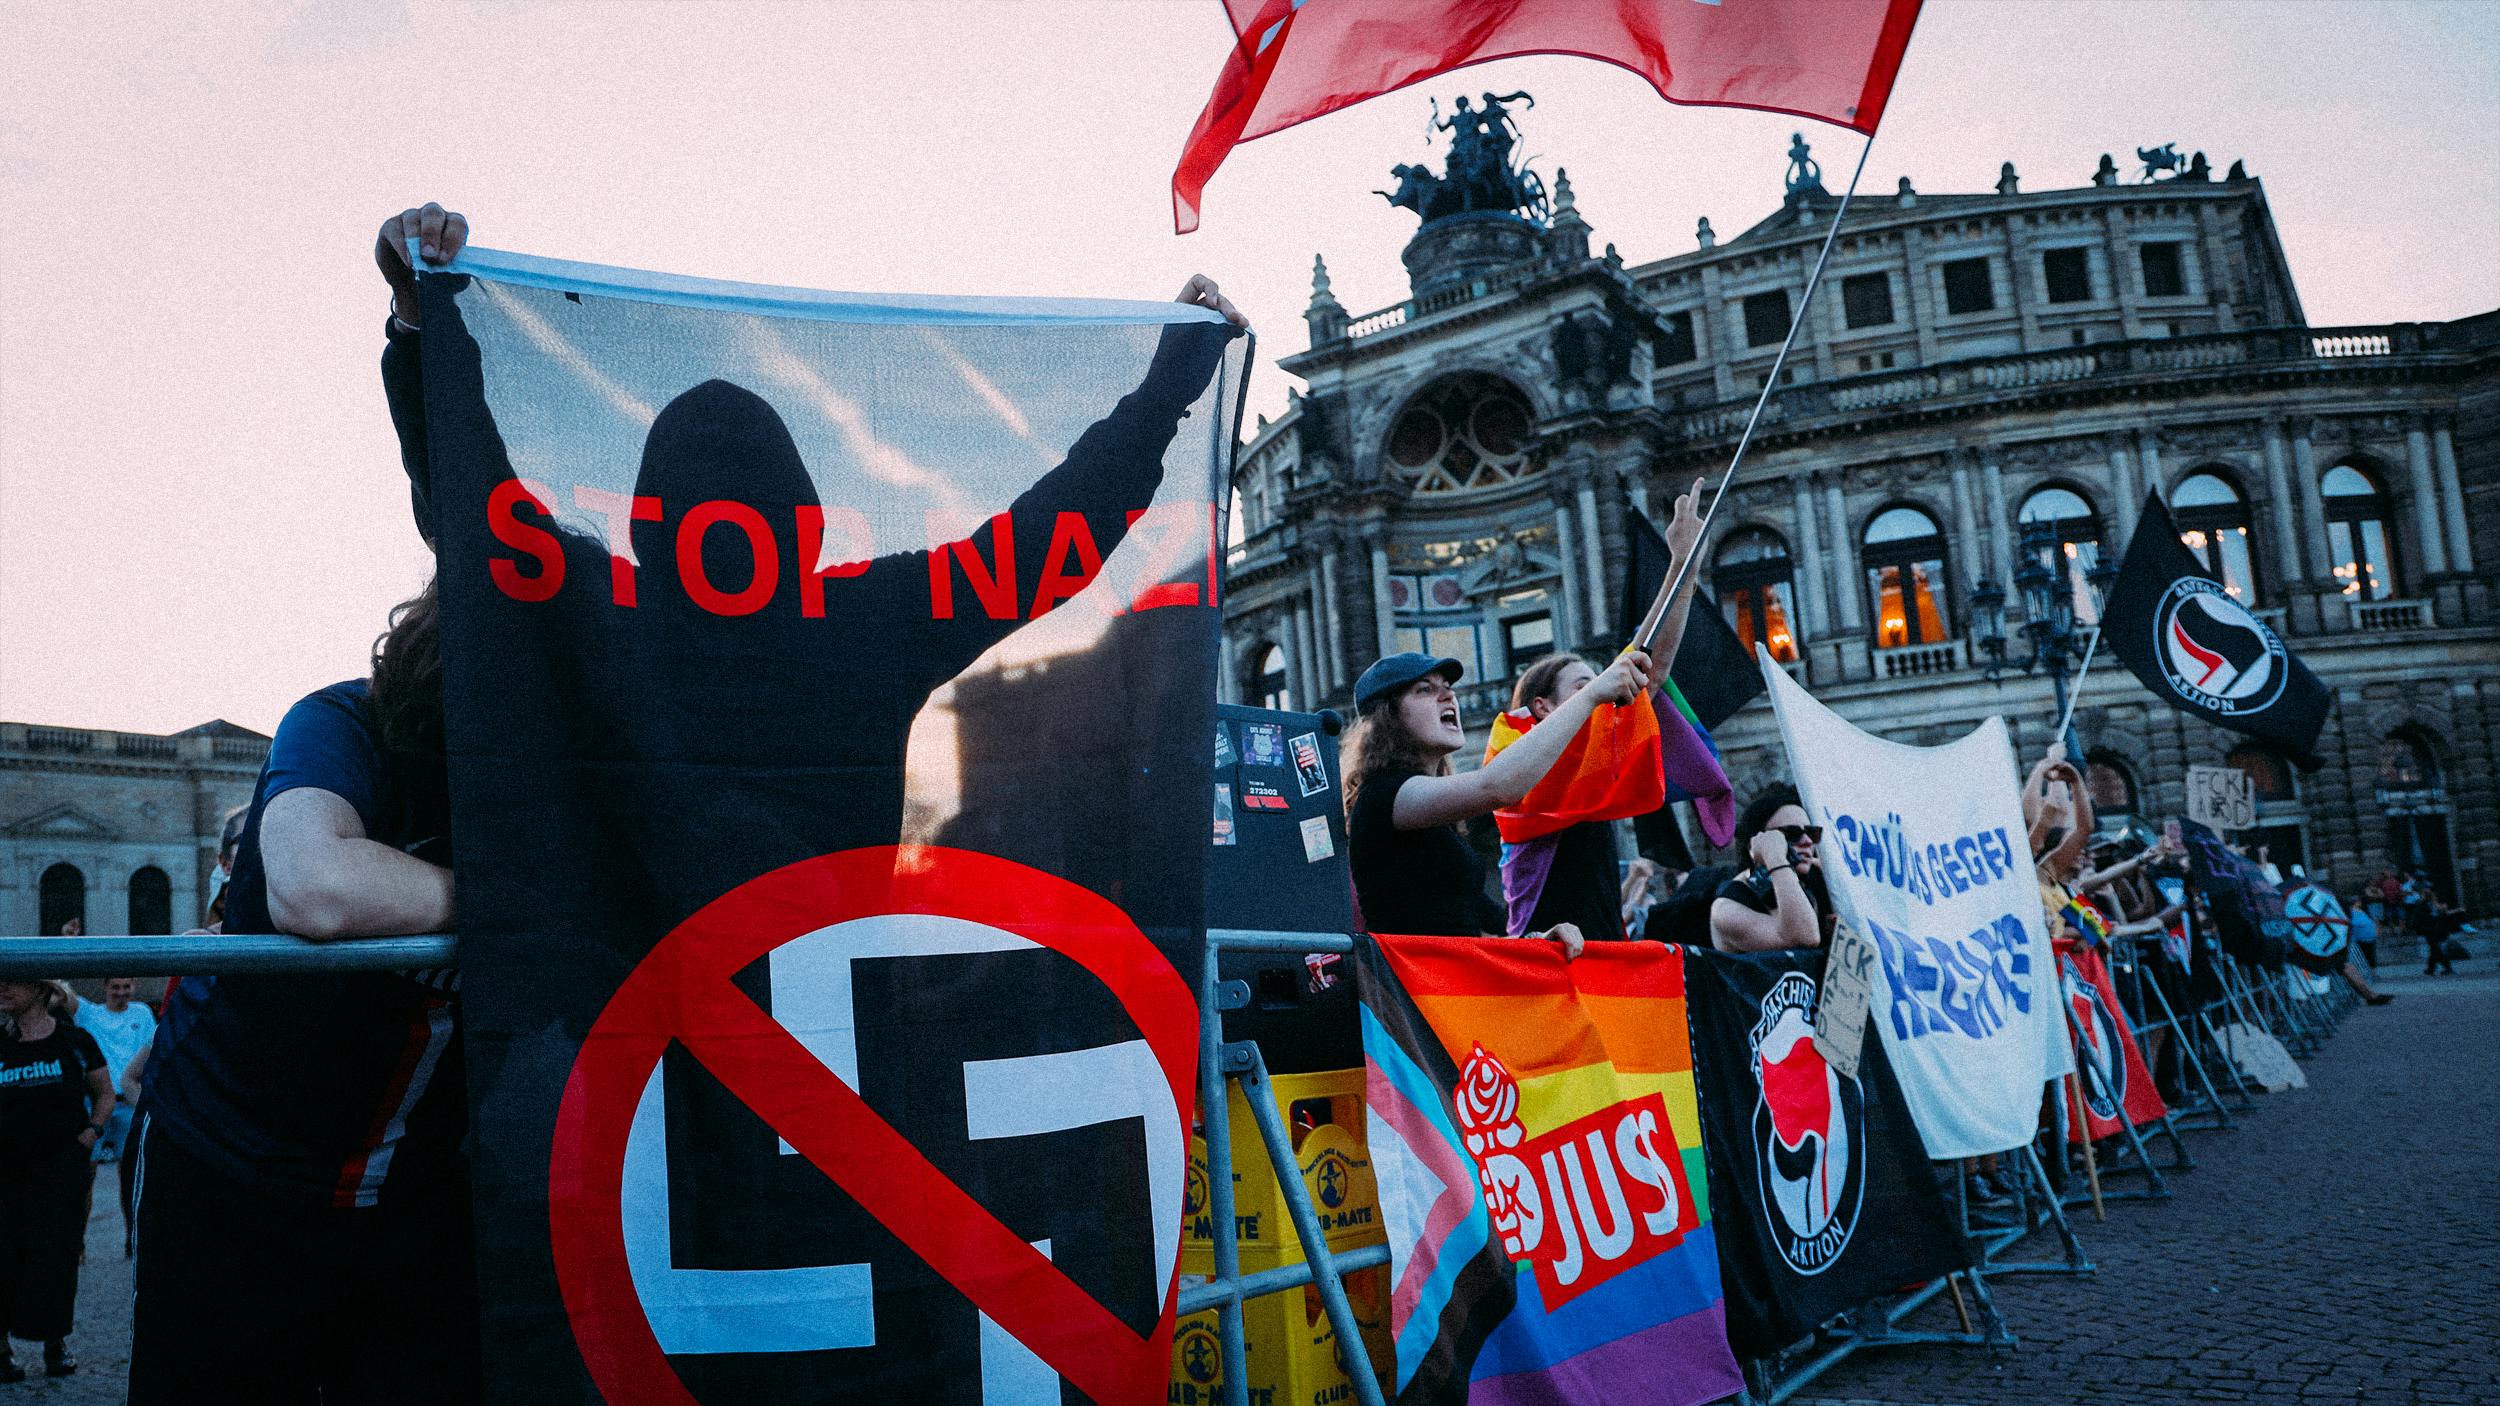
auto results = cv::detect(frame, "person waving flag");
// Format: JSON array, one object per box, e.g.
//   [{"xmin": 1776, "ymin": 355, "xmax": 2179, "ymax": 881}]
[{"xmin": 1172, "ymin": 0, "xmax": 1925, "ymax": 230}]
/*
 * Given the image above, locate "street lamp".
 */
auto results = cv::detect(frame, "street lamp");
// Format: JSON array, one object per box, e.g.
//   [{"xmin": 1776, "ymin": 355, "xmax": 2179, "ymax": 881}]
[{"xmin": 1969, "ymin": 518, "xmax": 2118, "ymax": 744}]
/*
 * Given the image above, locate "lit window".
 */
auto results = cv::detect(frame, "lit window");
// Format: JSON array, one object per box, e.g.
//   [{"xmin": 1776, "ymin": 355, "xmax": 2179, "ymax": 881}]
[
  {"xmin": 1714, "ymin": 529, "xmax": 1799, "ymax": 663},
  {"xmin": 2322, "ymin": 462, "xmax": 2399, "ymax": 601},
  {"xmin": 2174, "ymin": 470, "xmax": 2258, "ymax": 601},
  {"xmin": 2020, "ymin": 485, "xmax": 2107, "ymax": 623},
  {"xmin": 1862, "ymin": 506, "xmax": 1952, "ymax": 647}
]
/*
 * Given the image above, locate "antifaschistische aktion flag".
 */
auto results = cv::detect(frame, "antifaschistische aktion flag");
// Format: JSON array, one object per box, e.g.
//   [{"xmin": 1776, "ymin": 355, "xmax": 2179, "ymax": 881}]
[
  {"xmin": 1355, "ymin": 935, "xmax": 1742, "ymax": 1406},
  {"xmin": 408, "ymin": 246, "xmax": 1247, "ymax": 1404},
  {"xmin": 2053, "ymin": 939, "xmax": 2169, "ymax": 1143},
  {"xmin": 1171, "ymin": 0, "xmax": 1926, "ymax": 230},
  {"xmin": 2101, "ymin": 492, "xmax": 2332, "ymax": 769},
  {"xmin": 1682, "ymin": 949, "xmax": 1967, "ymax": 1359}
]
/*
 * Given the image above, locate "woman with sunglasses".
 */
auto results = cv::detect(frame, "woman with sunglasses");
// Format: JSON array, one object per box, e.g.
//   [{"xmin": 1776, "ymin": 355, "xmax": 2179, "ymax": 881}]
[{"xmin": 1710, "ymin": 784, "xmax": 1829, "ymax": 953}]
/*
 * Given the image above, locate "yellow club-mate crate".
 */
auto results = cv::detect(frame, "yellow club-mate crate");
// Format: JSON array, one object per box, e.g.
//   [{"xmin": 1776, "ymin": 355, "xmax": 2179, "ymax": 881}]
[
  {"xmin": 1169, "ymin": 1250, "xmax": 1391, "ymax": 1406},
  {"xmin": 1182, "ymin": 1067, "xmax": 1384, "ymax": 1269}
]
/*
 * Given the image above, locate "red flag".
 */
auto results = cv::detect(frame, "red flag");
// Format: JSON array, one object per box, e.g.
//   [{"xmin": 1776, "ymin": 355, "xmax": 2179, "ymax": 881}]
[
  {"xmin": 1172, "ymin": 0, "xmax": 1924, "ymax": 231},
  {"xmin": 2055, "ymin": 938, "xmax": 2169, "ymax": 1141}
]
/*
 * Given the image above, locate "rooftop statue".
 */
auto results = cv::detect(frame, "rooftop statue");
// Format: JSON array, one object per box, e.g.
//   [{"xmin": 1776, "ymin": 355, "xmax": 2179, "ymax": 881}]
[
  {"xmin": 2137, "ymin": 142, "xmax": 2184, "ymax": 182},
  {"xmin": 1378, "ymin": 91, "xmax": 1550, "ymax": 225}
]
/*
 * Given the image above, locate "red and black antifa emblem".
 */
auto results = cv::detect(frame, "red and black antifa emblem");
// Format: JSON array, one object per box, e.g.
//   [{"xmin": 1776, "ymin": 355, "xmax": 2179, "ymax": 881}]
[
  {"xmin": 2155, "ymin": 579, "xmax": 2288, "ymax": 716},
  {"xmin": 547, "ymin": 847, "xmax": 1197, "ymax": 1406},
  {"xmin": 1748, "ymin": 972, "xmax": 1864, "ymax": 1276},
  {"xmin": 2060, "ymin": 954, "xmax": 2128, "ymax": 1122}
]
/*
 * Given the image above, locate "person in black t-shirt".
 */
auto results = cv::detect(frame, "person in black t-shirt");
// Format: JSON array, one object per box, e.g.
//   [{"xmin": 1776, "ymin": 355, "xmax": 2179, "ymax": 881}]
[
  {"xmin": 1708, "ymin": 784, "xmax": 1831, "ymax": 953},
  {"xmin": 1344, "ymin": 648, "xmax": 1651, "ymax": 951},
  {"xmin": 0, "ymin": 977, "xmax": 114, "ymax": 1382}
]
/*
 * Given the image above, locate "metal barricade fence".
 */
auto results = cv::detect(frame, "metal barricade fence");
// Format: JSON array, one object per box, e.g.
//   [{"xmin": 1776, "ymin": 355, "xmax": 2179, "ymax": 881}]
[{"xmin": 0, "ymin": 926, "xmax": 1392, "ymax": 1406}]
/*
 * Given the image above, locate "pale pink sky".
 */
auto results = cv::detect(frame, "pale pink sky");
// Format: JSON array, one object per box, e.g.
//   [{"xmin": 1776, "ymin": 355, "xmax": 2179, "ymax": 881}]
[{"xmin": 3, "ymin": 0, "xmax": 2494, "ymax": 737}]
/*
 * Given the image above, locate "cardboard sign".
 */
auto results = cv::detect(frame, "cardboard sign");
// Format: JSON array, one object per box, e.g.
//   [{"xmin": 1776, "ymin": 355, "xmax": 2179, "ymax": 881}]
[
  {"xmin": 1812, "ymin": 917, "xmax": 1876, "ymax": 1082},
  {"xmin": 2185, "ymin": 764, "xmax": 2256, "ymax": 831}
]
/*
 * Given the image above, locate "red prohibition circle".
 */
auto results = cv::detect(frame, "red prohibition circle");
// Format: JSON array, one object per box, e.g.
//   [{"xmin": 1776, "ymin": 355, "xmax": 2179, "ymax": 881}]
[{"xmin": 546, "ymin": 845, "xmax": 1199, "ymax": 1406}]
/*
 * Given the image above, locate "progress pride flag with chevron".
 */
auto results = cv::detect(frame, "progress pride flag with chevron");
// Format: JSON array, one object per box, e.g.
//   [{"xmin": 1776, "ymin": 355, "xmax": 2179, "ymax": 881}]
[{"xmin": 1171, "ymin": 0, "xmax": 1926, "ymax": 231}]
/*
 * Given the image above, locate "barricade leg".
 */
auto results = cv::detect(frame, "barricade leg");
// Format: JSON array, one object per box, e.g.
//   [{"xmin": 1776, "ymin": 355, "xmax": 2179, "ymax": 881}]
[
  {"xmin": 1196, "ymin": 941, "xmax": 1251, "ymax": 1406},
  {"xmin": 2141, "ymin": 972, "xmax": 2235, "ymax": 1130},
  {"xmin": 1230, "ymin": 1041, "xmax": 1389, "ymax": 1406}
]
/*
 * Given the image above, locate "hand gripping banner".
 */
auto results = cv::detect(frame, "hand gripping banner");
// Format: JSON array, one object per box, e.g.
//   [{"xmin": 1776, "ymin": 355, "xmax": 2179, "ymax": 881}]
[
  {"xmin": 406, "ymin": 246, "xmax": 1247, "ymax": 1404},
  {"xmin": 1760, "ymin": 653, "xmax": 2072, "ymax": 1160},
  {"xmin": 1353, "ymin": 934, "xmax": 1742, "ymax": 1406}
]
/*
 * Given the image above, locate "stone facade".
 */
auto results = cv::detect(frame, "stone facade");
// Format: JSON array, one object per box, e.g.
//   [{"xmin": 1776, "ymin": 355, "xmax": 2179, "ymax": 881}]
[
  {"xmin": 1226, "ymin": 137, "xmax": 2500, "ymax": 911},
  {"xmin": 0, "ymin": 720, "xmax": 268, "ymax": 936}
]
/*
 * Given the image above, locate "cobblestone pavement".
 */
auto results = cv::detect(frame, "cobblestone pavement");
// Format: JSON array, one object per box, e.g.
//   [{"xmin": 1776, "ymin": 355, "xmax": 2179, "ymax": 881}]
[{"xmin": 1800, "ymin": 968, "xmax": 2500, "ymax": 1406}]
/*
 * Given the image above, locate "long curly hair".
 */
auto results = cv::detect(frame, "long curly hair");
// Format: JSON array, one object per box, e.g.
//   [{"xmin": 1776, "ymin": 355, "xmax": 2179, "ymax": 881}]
[
  {"xmin": 369, "ymin": 576, "xmax": 449, "ymax": 834},
  {"xmin": 1341, "ymin": 691, "xmax": 1452, "ymax": 822}
]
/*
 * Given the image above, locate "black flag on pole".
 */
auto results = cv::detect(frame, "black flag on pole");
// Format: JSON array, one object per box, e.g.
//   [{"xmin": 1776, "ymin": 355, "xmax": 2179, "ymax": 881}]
[
  {"xmin": 1621, "ymin": 499, "xmax": 1763, "ymax": 731},
  {"xmin": 1683, "ymin": 948, "xmax": 1969, "ymax": 1359},
  {"xmin": 2100, "ymin": 493, "xmax": 2329, "ymax": 768},
  {"xmin": 410, "ymin": 246, "xmax": 1246, "ymax": 1405}
]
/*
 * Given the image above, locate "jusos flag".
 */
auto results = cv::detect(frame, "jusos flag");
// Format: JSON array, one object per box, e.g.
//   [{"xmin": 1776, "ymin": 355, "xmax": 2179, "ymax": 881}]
[
  {"xmin": 1171, "ymin": 0, "xmax": 1925, "ymax": 231},
  {"xmin": 407, "ymin": 246, "xmax": 1247, "ymax": 1404},
  {"xmin": 1354, "ymin": 935, "xmax": 1743, "ymax": 1406},
  {"xmin": 2052, "ymin": 939, "xmax": 2168, "ymax": 1142},
  {"xmin": 2102, "ymin": 494, "xmax": 2331, "ymax": 769},
  {"xmin": 1682, "ymin": 949, "xmax": 1967, "ymax": 1359}
]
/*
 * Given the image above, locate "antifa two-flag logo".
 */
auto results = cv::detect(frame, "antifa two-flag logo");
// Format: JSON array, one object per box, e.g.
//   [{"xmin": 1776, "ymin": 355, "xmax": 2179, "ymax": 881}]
[
  {"xmin": 2102, "ymin": 492, "xmax": 2329, "ymax": 767},
  {"xmin": 2157, "ymin": 583, "xmax": 2286, "ymax": 713},
  {"xmin": 2060, "ymin": 954, "xmax": 2127, "ymax": 1122},
  {"xmin": 1748, "ymin": 972, "xmax": 1864, "ymax": 1277}
]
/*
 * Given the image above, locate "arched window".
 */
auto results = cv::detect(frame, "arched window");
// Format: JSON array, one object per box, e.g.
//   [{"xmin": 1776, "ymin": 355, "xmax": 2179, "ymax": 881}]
[
  {"xmin": 2322, "ymin": 461, "xmax": 2399, "ymax": 601},
  {"xmin": 2376, "ymin": 730, "xmax": 2443, "ymax": 797},
  {"xmin": 1863, "ymin": 505, "xmax": 1952, "ymax": 648},
  {"xmin": 1715, "ymin": 528, "xmax": 1799, "ymax": 663},
  {"xmin": 2085, "ymin": 750, "xmax": 2138, "ymax": 821},
  {"xmin": 2226, "ymin": 744, "xmax": 2297, "ymax": 803},
  {"xmin": 129, "ymin": 865, "xmax": 172, "ymax": 936},
  {"xmin": 1255, "ymin": 643, "xmax": 1291, "ymax": 712},
  {"xmin": 1384, "ymin": 375, "xmax": 1536, "ymax": 495},
  {"xmin": 2018, "ymin": 484, "xmax": 2106, "ymax": 624},
  {"xmin": 38, "ymin": 862, "xmax": 86, "ymax": 938},
  {"xmin": 2173, "ymin": 470, "xmax": 2258, "ymax": 602}
]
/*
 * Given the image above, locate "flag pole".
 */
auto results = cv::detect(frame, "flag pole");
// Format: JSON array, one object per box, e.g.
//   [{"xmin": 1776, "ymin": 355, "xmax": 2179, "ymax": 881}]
[
  {"xmin": 1634, "ymin": 130, "xmax": 1878, "ymax": 656},
  {"xmin": 2051, "ymin": 627, "xmax": 2102, "ymax": 747}
]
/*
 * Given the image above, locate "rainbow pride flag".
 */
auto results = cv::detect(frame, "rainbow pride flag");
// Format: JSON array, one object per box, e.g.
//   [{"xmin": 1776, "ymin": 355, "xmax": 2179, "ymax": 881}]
[
  {"xmin": 1356, "ymin": 934, "xmax": 1743, "ymax": 1405},
  {"xmin": 1484, "ymin": 681, "xmax": 1733, "ymax": 847}
]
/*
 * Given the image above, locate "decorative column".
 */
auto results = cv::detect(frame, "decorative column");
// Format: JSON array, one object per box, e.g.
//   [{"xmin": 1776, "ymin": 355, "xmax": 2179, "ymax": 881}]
[
  {"xmin": 1319, "ymin": 545, "xmax": 1346, "ymax": 688},
  {"xmin": 1304, "ymin": 560, "xmax": 1334, "ymax": 695},
  {"xmin": 1949, "ymin": 452, "xmax": 1985, "ymax": 594},
  {"xmin": 2405, "ymin": 416, "xmax": 2450, "ymax": 578},
  {"xmin": 1293, "ymin": 600, "xmax": 1319, "ymax": 709},
  {"xmin": 2104, "ymin": 434, "xmax": 2140, "ymax": 542},
  {"xmin": 1369, "ymin": 543, "xmax": 1397, "ymax": 660},
  {"xmin": 1576, "ymin": 478, "xmax": 1609, "ymax": 635},
  {"xmin": 2291, "ymin": 418, "xmax": 2330, "ymax": 585},
  {"xmin": 1981, "ymin": 456, "xmax": 2017, "ymax": 593},
  {"xmin": 1278, "ymin": 606, "xmax": 1305, "ymax": 709},
  {"xmin": 2132, "ymin": 427, "xmax": 2163, "ymax": 528},
  {"xmin": 1788, "ymin": 470, "xmax": 1828, "ymax": 637},
  {"xmin": 2261, "ymin": 417, "xmax": 2304, "ymax": 586},
  {"xmin": 2434, "ymin": 416, "xmax": 2475, "ymax": 574},
  {"xmin": 1218, "ymin": 630, "xmax": 1238, "ymax": 702},
  {"xmin": 1554, "ymin": 504, "xmax": 1583, "ymax": 645},
  {"xmin": 1823, "ymin": 477, "xmax": 1865, "ymax": 630}
]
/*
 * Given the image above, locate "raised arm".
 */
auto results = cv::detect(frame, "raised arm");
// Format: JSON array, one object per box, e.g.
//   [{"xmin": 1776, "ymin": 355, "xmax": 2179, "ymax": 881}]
[
  {"xmin": 1640, "ymin": 477, "xmax": 1708, "ymax": 680},
  {"xmin": 888, "ymin": 281, "xmax": 1245, "ymax": 686},
  {"xmin": 1392, "ymin": 650, "xmax": 1653, "ymax": 830}
]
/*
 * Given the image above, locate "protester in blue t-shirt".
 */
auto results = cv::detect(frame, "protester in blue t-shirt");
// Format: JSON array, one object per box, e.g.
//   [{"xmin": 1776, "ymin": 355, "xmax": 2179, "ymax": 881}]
[
  {"xmin": 66, "ymin": 978, "xmax": 154, "ymax": 1256},
  {"xmin": 128, "ymin": 204, "xmax": 469, "ymax": 1403}
]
